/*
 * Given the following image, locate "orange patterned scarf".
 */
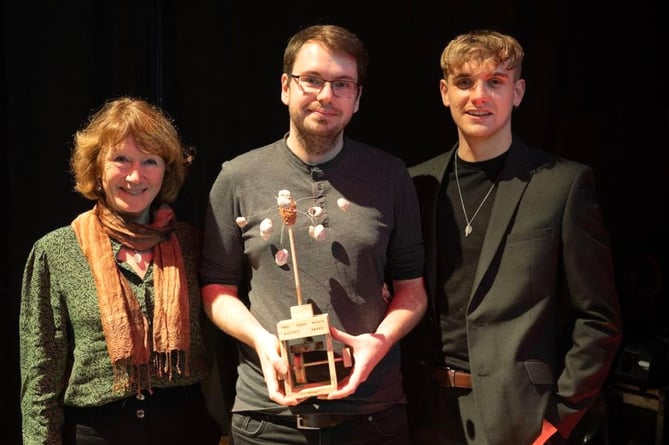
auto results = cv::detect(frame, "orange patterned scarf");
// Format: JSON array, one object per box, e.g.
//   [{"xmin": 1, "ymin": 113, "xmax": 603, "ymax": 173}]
[{"xmin": 71, "ymin": 202, "xmax": 191, "ymax": 394}]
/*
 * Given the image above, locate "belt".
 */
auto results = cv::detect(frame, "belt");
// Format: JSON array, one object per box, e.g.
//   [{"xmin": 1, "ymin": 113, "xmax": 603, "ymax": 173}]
[
  {"xmin": 247, "ymin": 412, "xmax": 369, "ymax": 430},
  {"xmin": 431, "ymin": 367, "xmax": 473, "ymax": 389}
]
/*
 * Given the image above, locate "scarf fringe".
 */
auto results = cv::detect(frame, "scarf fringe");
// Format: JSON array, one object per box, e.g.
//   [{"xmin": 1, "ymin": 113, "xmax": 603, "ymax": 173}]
[{"xmin": 112, "ymin": 350, "xmax": 191, "ymax": 394}]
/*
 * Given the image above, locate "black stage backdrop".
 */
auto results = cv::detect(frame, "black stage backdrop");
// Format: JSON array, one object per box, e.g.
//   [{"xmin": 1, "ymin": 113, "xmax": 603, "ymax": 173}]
[{"xmin": 3, "ymin": 1, "xmax": 668, "ymax": 443}]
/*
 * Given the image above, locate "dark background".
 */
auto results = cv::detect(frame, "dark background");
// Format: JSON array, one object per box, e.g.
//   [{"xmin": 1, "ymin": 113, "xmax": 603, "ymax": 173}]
[{"xmin": 3, "ymin": 1, "xmax": 667, "ymax": 444}]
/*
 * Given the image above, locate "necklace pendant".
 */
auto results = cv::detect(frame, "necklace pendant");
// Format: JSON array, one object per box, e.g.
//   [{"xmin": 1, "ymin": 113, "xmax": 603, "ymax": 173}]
[
  {"xmin": 465, "ymin": 224, "xmax": 473, "ymax": 237},
  {"xmin": 134, "ymin": 251, "xmax": 142, "ymax": 263}
]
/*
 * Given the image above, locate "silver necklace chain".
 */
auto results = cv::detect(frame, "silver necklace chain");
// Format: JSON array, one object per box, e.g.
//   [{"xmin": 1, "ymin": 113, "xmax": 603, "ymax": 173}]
[{"xmin": 454, "ymin": 153, "xmax": 500, "ymax": 237}]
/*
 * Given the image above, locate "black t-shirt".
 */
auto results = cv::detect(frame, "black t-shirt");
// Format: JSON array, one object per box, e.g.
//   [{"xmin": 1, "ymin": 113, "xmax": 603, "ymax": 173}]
[{"xmin": 433, "ymin": 151, "xmax": 507, "ymax": 371}]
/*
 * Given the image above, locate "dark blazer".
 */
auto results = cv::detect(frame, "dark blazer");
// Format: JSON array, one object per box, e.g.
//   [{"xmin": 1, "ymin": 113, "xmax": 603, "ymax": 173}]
[{"xmin": 405, "ymin": 136, "xmax": 623, "ymax": 444}]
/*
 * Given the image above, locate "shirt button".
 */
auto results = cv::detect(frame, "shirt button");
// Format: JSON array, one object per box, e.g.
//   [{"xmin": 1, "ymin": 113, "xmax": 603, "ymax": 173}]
[
  {"xmin": 136, "ymin": 409, "xmax": 145, "ymax": 419},
  {"xmin": 136, "ymin": 393, "xmax": 145, "ymax": 401}
]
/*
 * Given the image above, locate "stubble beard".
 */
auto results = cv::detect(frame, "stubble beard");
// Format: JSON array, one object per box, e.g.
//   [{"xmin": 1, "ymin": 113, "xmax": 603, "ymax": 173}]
[{"xmin": 294, "ymin": 114, "xmax": 347, "ymax": 156}]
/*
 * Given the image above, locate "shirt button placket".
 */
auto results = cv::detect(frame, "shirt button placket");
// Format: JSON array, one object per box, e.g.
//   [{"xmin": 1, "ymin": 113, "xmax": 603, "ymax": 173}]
[{"xmin": 136, "ymin": 392, "xmax": 146, "ymax": 419}]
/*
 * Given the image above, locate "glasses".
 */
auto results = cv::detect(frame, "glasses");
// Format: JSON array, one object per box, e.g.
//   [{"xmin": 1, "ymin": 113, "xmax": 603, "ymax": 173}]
[{"xmin": 290, "ymin": 74, "xmax": 359, "ymax": 99}]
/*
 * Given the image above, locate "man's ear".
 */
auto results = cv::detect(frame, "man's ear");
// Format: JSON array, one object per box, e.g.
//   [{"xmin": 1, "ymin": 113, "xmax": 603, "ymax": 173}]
[
  {"xmin": 440, "ymin": 79, "xmax": 450, "ymax": 107},
  {"xmin": 513, "ymin": 78, "xmax": 526, "ymax": 107},
  {"xmin": 280, "ymin": 73, "xmax": 290, "ymax": 105},
  {"xmin": 353, "ymin": 86, "xmax": 362, "ymax": 113}
]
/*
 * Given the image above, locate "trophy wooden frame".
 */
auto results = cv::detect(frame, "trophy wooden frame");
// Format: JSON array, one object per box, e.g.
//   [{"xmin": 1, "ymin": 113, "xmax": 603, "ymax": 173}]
[{"xmin": 277, "ymin": 303, "xmax": 352, "ymax": 399}]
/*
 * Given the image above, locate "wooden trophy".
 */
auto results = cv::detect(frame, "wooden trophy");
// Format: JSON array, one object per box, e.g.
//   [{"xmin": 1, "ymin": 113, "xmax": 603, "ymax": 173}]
[{"xmin": 274, "ymin": 191, "xmax": 352, "ymax": 399}]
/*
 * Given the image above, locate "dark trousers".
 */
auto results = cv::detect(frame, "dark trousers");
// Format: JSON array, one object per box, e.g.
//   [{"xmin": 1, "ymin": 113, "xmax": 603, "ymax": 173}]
[
  {"xmin": 410, "ymin": 384, "xmax": 567, "ymax": 445},
  {"xmin": 62, "ymin": 384, "xmax": 222, "ymax": 445},
  {"xmin": 229, "ymin": 404, "xmax": 411, "ymax": 445},
  {"xmin": 410, "ymin": 385, "xmax": 474, "ymax": 445}
]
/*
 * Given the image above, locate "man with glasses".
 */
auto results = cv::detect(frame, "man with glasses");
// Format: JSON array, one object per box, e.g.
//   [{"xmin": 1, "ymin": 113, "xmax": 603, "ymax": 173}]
[{"xmin": 200, "ymin": 24, "xmax": 427, "ymax": 445}]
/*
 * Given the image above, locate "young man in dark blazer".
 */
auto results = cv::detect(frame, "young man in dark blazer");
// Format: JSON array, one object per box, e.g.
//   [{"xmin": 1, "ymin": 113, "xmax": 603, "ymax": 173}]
[{"xmin": 405, "ymin": 30, "xmax": 623, "ymax": 445}]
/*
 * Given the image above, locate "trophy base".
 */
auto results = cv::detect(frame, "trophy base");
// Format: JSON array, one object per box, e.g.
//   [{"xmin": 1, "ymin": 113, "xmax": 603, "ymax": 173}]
[{"xmin": 277, "ymin": 304, "xmax": 352, "ymax": 399}]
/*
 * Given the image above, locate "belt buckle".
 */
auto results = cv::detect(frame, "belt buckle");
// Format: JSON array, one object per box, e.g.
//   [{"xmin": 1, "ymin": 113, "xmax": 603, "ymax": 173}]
[
  {"xmin": 446, "ymin": 367, "xmax": 457, "ymax": 387},
  {"xmin": 296, "ymin": 414, "xmax": 320, "ymax": 430}
]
